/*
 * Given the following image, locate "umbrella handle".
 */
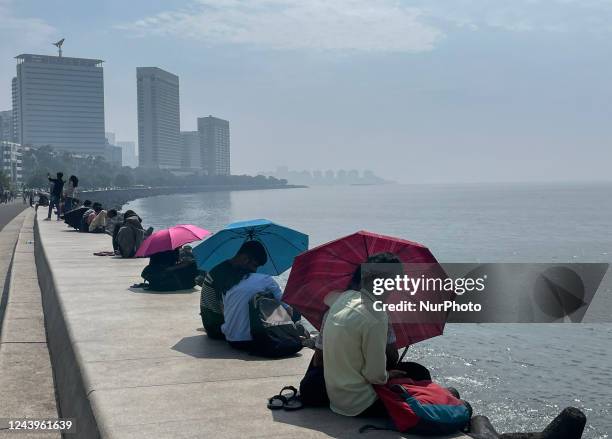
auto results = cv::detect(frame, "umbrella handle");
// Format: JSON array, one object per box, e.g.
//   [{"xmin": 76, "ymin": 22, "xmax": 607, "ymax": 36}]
[{"xmin": 398, "ymin": 346, "xmax": 409, "ymax": 363}]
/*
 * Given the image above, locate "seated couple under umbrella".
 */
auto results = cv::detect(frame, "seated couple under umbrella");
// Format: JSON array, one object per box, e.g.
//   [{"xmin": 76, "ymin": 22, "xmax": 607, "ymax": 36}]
[{"xmin": 199, "ymin": 240, "xmax": 301, "ymax": 352}]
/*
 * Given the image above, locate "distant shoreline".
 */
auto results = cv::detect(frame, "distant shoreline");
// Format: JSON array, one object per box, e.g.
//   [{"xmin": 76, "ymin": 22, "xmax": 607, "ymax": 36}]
[{"xmin": 80, "ymin": 184, "xmax": 307, "ymax": 210}]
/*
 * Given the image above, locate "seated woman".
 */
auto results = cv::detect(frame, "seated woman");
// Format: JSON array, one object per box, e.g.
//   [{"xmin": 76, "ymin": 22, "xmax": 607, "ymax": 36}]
[
  {"xmin": 84, "ymin": 202, "xmax": 103, "ymax": 232},
  {"xmin": 89, "ymin": 206, "xmax": 112, "ymax": 233}
]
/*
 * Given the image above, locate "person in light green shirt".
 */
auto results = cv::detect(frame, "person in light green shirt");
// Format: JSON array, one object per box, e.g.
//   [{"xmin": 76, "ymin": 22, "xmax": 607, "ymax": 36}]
[{"xmin": 323, "ymin": 253, "xmax": 407, "ymax": 417}]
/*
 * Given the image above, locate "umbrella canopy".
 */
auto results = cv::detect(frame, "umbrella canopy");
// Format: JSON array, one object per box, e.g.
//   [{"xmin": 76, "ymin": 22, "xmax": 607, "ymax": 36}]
[
  {"xmin": 135, "ymin": 224, "xmax": 211, "ymax": 258},
  {"xmin": 282, "ymin": 230, "xmax": 451, "ymax": 348},
  {"xmin": 193, "ymin": 219, "xmax": 308, "ymax": 276}
]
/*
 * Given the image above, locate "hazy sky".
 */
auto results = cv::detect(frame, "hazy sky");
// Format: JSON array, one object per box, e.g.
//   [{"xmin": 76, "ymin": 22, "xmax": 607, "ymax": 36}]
[{"xmin": 1, "ymin": 0, "xmax": 611, "ymax": 183}]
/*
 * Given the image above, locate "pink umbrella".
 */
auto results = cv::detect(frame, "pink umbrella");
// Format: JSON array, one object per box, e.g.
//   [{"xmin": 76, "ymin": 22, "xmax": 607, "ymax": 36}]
[
  {"xmin": 135, "ymin": 224, "xmax": 211, "ymax": 258},
  {"xmin": 283, "ymin": 230, "xmax": 452, "ymax": 348}
]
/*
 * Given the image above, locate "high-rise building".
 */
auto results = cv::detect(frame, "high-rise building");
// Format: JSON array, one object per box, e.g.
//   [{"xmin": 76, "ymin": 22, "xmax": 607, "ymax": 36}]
[
  {"xmin": 12, "ymin": 77, "xmax": 19, "ymax": 143},
  {"xmin": 136, "ymin": 67, "xmax": 180, "ymax": 169},
  {"xmin": 13, "ymin": 54, "xmax": 106, "ymax": 156},
  {"xmin": 0, "ymin": 110, "xmax": 12, "ymax": 142},
  {"xmin": 117, "ymin": 141, "xmax": 138, "ymax": 168},
  {"xmin": 197, "ymin": 115, "xmax": 230, "ymax": 176},
  {"xmin": 181, "ymin": 131, "xmax": 201, "ymax": 171}
]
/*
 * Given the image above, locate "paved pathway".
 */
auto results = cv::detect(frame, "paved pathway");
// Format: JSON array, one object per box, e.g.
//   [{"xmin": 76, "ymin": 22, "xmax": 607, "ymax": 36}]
[
  {"xmin": 0, "ymin": 210, "xmax": 59, "ymax": 438},
  {"xmin": 0, "ymin": 202, "xmax": 28, "ymax": 231}
]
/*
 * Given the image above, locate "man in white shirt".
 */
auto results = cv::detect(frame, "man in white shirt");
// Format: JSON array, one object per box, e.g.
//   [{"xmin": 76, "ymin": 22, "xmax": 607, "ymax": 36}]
[{"xmin": 219, "ymin": 241, "xmax": 294, "ymax": 351}]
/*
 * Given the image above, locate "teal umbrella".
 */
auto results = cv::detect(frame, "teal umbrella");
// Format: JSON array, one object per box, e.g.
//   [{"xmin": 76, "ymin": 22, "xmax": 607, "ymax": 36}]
[{"xmin": 193, "ymin": 219, "xmax": 308, "ymax": 275}]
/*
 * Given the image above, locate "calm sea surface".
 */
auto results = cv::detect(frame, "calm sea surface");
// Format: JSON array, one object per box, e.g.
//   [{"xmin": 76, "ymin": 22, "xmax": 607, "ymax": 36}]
[{"xmin": 125, "ymin": 183, "xmax": 612, "ymax": 438}]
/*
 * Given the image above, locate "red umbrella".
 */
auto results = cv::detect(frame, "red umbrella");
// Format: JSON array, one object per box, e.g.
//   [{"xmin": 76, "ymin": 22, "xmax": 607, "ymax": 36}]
[
  {"xmin": 135, "ymin": 224, "xmax": 211, "ymax": 258},
  {"xmin": 283, "ymin": 230, "xmax": 452, "ymax": 348}
]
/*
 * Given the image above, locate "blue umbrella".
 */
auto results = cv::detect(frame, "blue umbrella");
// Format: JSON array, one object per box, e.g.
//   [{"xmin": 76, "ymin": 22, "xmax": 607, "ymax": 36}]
[{"xmin": 193, "ymin": 219, "xmax": 308, "ymax": 275}]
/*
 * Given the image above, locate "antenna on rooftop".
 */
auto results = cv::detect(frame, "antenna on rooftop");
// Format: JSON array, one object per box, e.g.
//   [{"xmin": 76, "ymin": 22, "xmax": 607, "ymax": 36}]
[{"xmin": 53, "ymin": 38, "xmax": 65, "ymax": 57}]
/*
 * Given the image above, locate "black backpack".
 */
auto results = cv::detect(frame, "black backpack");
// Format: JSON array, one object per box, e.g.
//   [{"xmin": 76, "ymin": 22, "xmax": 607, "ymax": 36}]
[{"xmin": 249, "ymin": 292, "xmax": 303, "ymax": 358}]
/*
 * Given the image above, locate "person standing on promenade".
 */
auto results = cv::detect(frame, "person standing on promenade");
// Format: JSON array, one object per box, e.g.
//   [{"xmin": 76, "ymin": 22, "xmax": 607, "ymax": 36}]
[
  {"xmin": 46, "ymin": 172, "xmax": 64, "ymax": 221},
  {"xmin": 64, "ymin": 175, "xmax": 79, "ymax": 213}
]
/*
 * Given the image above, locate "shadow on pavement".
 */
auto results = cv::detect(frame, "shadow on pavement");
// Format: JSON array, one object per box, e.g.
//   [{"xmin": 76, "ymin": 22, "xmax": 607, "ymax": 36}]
[{"xmin": 172, "ymin": 334, "xmax": 303, "ymax": 362}]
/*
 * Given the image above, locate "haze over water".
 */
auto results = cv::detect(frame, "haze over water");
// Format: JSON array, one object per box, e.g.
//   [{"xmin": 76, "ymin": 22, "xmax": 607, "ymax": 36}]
[{"xmin": 125, "ymin": 183, "xmax": 612, "ymax": 438}]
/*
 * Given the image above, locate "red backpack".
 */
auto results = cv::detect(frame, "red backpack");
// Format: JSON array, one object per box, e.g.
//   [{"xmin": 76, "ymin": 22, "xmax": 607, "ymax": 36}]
[{"xmin": 371, "ymin": 379, "xmax": 470, "ymax": 435}]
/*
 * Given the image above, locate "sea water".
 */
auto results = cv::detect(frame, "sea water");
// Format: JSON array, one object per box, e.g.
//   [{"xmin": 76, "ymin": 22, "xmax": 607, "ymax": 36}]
[{"xmin": 125, "ymin": 182, "xmax": 612, "ymax": 438}]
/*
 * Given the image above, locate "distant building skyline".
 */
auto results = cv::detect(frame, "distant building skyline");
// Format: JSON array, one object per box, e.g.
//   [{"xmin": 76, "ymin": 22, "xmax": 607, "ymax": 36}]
[
  {"xmin": 13, "ymin": 54, "xmax": 106, "ymax": 157},
  {"xmin": 137, "ymin": 67, "xmax": 181, "ymax": 169},
  {"xmin": 260, "ymin": 166, "xmax": 388, "ymax": 186},
  {"xmin": 198, "ymin": 116, "xmax": 230, "ymax": 176}
]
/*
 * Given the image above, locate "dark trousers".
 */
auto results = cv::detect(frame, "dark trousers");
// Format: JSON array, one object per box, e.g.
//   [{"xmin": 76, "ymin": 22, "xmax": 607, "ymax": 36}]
[
  {"xmin": 47, "ymin": 196, "xmax": 60, "ymax": 219},
  {"xmin": 300, "ymin": 359, "xmax": 329, "ymax": 407},
  {"xmin": 228, "ymin": 340, "xmax": 253, "ymax": 351},
  {"xmin": 200, "ymin": 307, "xmax": 225, "ymax": 340}
]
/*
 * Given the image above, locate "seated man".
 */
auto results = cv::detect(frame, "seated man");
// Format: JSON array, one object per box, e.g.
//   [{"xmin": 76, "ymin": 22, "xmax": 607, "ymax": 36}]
[
  {"xmin": 323, "ymin": 252, "xmax": 408, "ymax": 417},
  {"xmin": 199, "ymin": 241, "xmax": 269, "ymax": 340}
]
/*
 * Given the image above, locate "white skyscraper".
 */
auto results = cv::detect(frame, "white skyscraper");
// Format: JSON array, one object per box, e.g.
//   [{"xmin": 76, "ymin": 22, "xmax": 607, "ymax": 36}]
[
  {"xmin": 13, "ymin": 54, "xmax": 106, "ymax": 156},
  {"xmin": 136, "ymin": 67, "xmax": 180, "ymax": 168},
  {"xmin": 197, "ymin": 115, "xmax": 230, "ymax": 176},
  {"xmin": 117, "ymin": 141, "xmax": 138, "ymax": 168}
]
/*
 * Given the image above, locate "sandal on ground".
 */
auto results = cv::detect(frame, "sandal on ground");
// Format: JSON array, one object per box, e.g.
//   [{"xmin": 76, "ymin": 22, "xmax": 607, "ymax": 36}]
[
  {"xmin": 267, "ymin": 394, "xmax": 287, "ymax": 410},
  {"xmin": 267, "ymin": 386, "xmax": 304, "ymax": 411}
]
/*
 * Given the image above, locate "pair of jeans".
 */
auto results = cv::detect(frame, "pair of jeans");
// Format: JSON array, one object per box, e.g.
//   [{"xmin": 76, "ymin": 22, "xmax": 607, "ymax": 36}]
[{"xmin": 47, "ymin": 196, "xmax": 60, "ymax": 219}]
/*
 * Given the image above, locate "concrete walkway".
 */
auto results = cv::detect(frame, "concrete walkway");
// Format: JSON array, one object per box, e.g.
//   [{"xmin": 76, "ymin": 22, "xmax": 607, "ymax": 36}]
[
  {"xmin": 0, "ymin": 201, "xmax": 28, "ymax": 231},
  {"xmin": 35, "ymin": 217, "xmax": 468, "ymax": 439},
  {"xmin": 0, "ymin": 210, "xmax": 59, "ymax": 438}
]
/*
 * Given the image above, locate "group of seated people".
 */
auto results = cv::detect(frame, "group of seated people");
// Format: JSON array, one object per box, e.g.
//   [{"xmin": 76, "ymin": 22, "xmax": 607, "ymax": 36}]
[
  {"xmin": 62, "ymin": 198, "xmax": 471, "ymax": 429},
  {"xmin": 62, "ymin": 200, "xmax": 153, "ymax": 258},
  {"xmin": 199, "ymin": 248, "xmax": 471, "ymax": 428}
]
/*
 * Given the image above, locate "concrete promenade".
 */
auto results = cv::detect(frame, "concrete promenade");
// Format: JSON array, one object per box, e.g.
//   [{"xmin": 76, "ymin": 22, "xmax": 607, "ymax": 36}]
[
  {"xmin": 0, "ymin": 201, "xmax": 28, "ymax": 231},
  {"xmin": 34, "ymin": 216, "xmax": 467, "ymax": 439},
  {"xmin": 0, "ymin": 209, "xmax": 59, "ymax": 438}
]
